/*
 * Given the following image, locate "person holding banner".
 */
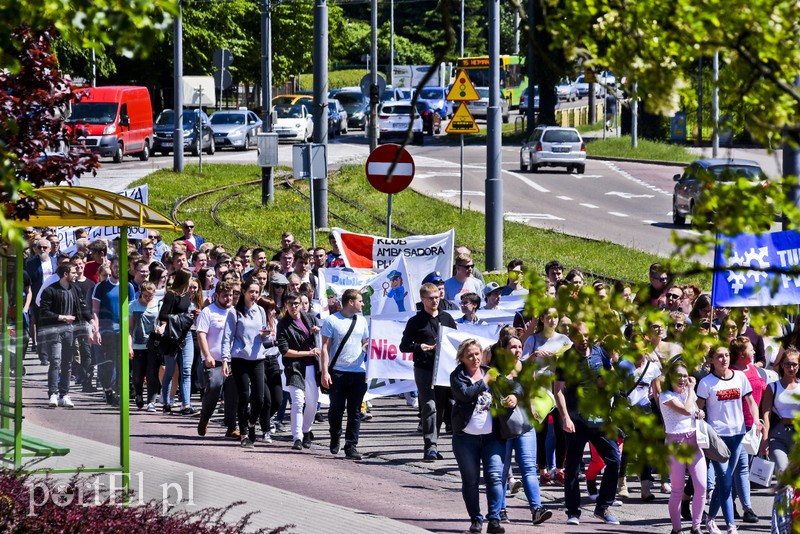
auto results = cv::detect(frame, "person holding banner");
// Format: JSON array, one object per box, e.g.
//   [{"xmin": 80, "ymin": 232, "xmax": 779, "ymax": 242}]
[
  {"xmin": 450, "ymin": 338, "xmax": 506, "ymax": 534},
  {"xmin": 277, "ymin": 291, "xmax": 321, "ymax": 451},
  {"xmin": 320, "ymin": 289, "xmax": 370, "ymax": 460},
  {"xmin": 401, "ymin": 282, "xmax": 458, "ymax": 462}
]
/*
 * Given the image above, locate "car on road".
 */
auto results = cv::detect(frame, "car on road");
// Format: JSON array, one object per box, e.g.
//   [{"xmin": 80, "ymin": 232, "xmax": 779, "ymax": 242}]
[
  {"xmin": 556, "ymin": 78, "xmax": 579, "ymax": 101},
  {"xmin": 273, "ymin": 104, "xmax": 313, "ymax": 142},
  {"xmin": 415, "ymin": 101, "xmax": 442, "ymax": 135},
  {"xmin": 381, "ymin": 86, "xmax": 405, "ymax": 103},
  {"xmin": 377, "ymin": 100, "xmax": 424, "ymax": 145},
  {"xmin": 330, "ymin": 89, "xmax": 368, "ymax": 130},
  {"xmin": 672, "ymin": 159, "xmax": 766, "ymax": 226},
  {"xmin": 209, "ymin": 109, "xmax": 262, "ymax": 150},
  {"xmin": 272, "ymin": 94, "xmax": 312, "ymax": 106},
  {"xmin": 518, "ymin": 86, "xmax": 540, "ymax": 113},
  {"xmin": 330, "ymin": 98, "xmax": 348, "ymax": 135},
  {"xmin": 416, "ymin": 86, "xmax": 452, "ymax": 119},
  {"xmin": 519, "ymin": 126, "xmax": 586, "ymax": 173},
  {"xmin": 153, "ymin": 109, "xmax": 215, "ymax": 156},
  {"xmin": 575, "ymin": 74, "xmax": 603, "ymax": 98},
  {"xmin": 459, "ymin": 87, "xmax": 509, "ymax": 123}
]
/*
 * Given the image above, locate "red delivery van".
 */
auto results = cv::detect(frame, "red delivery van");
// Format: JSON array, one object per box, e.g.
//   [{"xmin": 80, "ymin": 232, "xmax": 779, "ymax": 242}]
[{"xmin": 66, "ymin": 86, "xmax": 154, "ymax": 163}]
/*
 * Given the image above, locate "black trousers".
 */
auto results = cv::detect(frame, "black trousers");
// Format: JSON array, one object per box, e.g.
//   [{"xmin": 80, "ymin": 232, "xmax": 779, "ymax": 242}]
[
  {"xmin": 328, "ymin": 370, "xmax": 368, "ymax": 448},
  {"xmin": 231, "ymin": 358, "xmax": 265, "ymax": 435}
]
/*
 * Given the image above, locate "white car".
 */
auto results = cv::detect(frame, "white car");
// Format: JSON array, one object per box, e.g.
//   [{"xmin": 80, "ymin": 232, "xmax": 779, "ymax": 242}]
[
  {"xmin": 273, "ymin": 104, "xmax": 313, "ymax": 142},
  {"xmin": 556, "ymin": 78, "xmax": 578, "ymax": 101},
  {"xmin": 377, "ymin": 100, "xmax": 424, "ymax": 145},
  {"xmin": 460, "ymin": 87, "xmax": 509, "ymax": 123},
  {"xmin": 520, "ymin": 126, "xmax": 586, "ymax": 174},
  {"xmin": 575, "ymin": 75, "xmax": 603, "ymax": 98}
]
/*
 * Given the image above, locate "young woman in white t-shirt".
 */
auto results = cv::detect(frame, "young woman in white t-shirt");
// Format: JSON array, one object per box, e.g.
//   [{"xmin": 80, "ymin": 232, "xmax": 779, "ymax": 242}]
[
  {"xmin": 661, "ymin": 361, "xmax": 706, "ymax": 534},
  {"xmin": 696, "ymin": 345, "xmax": 764, "ymax": 534},
  {"xmin": 760, "ymin": 347, "xmax": 800, "ymax": 474}
]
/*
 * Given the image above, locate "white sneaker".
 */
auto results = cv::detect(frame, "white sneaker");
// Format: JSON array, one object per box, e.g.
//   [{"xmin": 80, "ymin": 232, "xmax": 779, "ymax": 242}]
[
  {"xmin": 262, "ymin": 432, "xmax": 272, "ymax": 443},
  {"xmin": 48, "ymin": 394, "xmax": 58, "ymax": 408},
  {"xmin": 705, "ymin": 518, "xmax": 722, "ymax": 534},
  {"xmin": 58, "ymin": 395, "xmax": 74, "ymax": 408},
  {"xmin": 611, "ymin": 499, "xmax": 623, "ymax": 506},
  {"xmin": 726, "ymin": 526, "xmax": 738, "ymax": 534},
  {"xmin": 661, "ymin": 482, "xmax": 672, "ymax": 493},
  {"xmin": 146, "ymin": 402, "xmax": 157, "ymax": 412}
]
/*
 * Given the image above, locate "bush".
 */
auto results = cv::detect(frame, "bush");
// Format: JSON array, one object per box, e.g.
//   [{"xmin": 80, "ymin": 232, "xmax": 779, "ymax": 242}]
[
  {"xmin": 0, "ymin": 470, "xmax": 291, "ymax": 533},
  {"xmin": 299, "ymin": 69, "xmax": 386, "ymax": 90}
]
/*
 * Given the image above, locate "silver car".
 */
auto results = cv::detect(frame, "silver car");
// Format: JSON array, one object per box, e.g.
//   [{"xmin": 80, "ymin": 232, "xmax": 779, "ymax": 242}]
[
  {"xmin": 209, "ymin": 109, "xmax": 262, "ymax": 150},
  {"xmin": 519, "ymin": 126, "xmax": 586, "ymax": 174},
  {"xmin": 459, "ymin": 87, "xmax": 509, "ymax": 123},
  {"xmin": 556, "ymin": 78, "xmax": 578, "ymax": 101}
]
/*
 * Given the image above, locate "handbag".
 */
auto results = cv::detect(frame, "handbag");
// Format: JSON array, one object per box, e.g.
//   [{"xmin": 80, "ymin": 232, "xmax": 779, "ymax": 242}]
[
  {"xmin": 498, "ymin": 404, "xmax": 533, "ymax": 440},
  {"xmin": 696, "ymin": 419, "xmax": 731, "ymax": 462},
  {"xmin": 749, "ymin": 455, "xmax": 775, "ymax": 487},
  {"xmin": 742, "ymin": 425, "xmax": 762, "ymax": 456},
  {"xmin": 319, "ymin": 316, "xmax": 357, "ymax": 395}
]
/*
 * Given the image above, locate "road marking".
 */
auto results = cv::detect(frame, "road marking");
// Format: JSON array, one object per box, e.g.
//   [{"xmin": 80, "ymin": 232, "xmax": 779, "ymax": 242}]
[
  {"xmin": 571, "ymin": 174, "xmax": 603, "ymax": 179},
  {"xmin": 642, "ymin": 220, "xmax": 658, "ymax": 224},
  {"xmin": 608, "ymin": 211, "xmax": 629, "ymax": 217},
  {"xmin": 557, "ymin": 195, "xmax": 572, "ymax": 201},
  {"xmin": 504, "ymin": 212, "xmax": 564, "ymax": 222},
  {"xmin": 580, "ymin": 203, "xmax": 599, "ymax": 208},
  {"xmin": 505, "ymin": 170, "xmax": 550, "ymax": 193},
  {"xmin": 605, "ymin": 191, "xmax": 655, "ymax": 199},
  {"xmin": 601, "ymin": 161, "xmax": 673, "ymax": 196},
  {"xmin": 437, "ymin": 189, "xmax": 485, "ymax": 198}
]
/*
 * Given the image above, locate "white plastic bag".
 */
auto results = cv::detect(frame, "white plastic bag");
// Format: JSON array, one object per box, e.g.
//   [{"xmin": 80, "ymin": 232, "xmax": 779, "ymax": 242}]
[
  {"xmin": 742, "ymin": 425, "xmax": 762, "ymax": 456},
  {"xmin": 749, "ymin": 456, "xmax": 775, "ymax": 487},
  {"xmin": 695, "ymin": 418, "xmax": 710, "ymax": 449}
]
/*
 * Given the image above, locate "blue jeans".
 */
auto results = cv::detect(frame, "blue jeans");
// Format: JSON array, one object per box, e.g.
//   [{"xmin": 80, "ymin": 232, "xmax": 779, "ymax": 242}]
[
  {"xmin": 709, "ymin": 433, "xmax": 744, "ymax": 525},
  {"xmin": 452, "ymin": 431, "xmax": 505, "ymax": 522},
  {"xmin": 161, "ymin": 335, "xmax": 193, "ymax": 407},
  {"xmin": 501, "ymin": 429, "xmax": 542, "ymax": 512},
  {"xmin": 732, "ymin": 432, "xmax": 752, "ymax": 509},
  {"xmin": 44, "ymin": 326, "xmax": 74, "ymax": 396}
]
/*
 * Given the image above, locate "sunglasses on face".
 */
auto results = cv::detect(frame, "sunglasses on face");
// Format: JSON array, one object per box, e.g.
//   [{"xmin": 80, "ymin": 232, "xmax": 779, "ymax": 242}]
[{"xmin": 666, "ymin": 293, "xmax": 681, "ymax": 299}]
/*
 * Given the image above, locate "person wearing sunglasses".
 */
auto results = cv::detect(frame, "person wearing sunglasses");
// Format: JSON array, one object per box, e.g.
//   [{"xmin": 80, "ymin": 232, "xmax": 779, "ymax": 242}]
[
  {"xmin": 636, "ymin": 262, "xmax": 670, "ymax": 308},
  {"xmin": 444, "ymin": 252, "xmax": 484, "ymax": 302},
  {"xmin": 173, "ymin": 219, "xmax": 205, "ymax": 250}
]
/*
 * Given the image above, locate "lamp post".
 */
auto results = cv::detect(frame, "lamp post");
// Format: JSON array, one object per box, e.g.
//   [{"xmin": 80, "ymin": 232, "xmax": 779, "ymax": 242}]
[{"xmin": 173, "ymin": 0, "xmax": 184, "ymax": 173}]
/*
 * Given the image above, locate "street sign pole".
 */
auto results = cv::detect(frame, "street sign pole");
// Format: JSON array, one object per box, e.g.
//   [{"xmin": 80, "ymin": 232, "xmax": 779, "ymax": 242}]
[
  {"xmin": 445, "ymin": 70, "xmax": 480, "ymax": 216},
  {"xmin": 460, "ymin": 134, "xmax": 464, "ymax": 214},
  {"xmin": 387, "ymin": 193, "xmax": 393, "ymax": 238},
  {"xmin": 365, "ymin": 144, "xmax": 416, "ymax": 238},
  {"xmin": 307, "ymin": 146, "xmax": 316, "ymax": 249}
]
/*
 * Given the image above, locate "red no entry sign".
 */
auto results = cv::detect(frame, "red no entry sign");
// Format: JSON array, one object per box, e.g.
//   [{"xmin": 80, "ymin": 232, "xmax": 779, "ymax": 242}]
[{"xmin": 365, "ymin": 144, "xmax": 415, "ymax": 194}]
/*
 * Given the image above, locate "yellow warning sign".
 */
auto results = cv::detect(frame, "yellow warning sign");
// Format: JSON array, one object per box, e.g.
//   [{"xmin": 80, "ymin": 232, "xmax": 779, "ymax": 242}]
[
  {"xmin": 445, "ymin": 103, "xmax": 480, "ymax": 134},
  {"xmin": 446, "ymin": 70, "xmax": 480, "ymax": 101}
]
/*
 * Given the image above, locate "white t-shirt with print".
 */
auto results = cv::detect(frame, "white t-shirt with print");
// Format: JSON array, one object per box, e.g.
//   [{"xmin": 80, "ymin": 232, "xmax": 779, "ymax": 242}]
[
  {"xmin": 196, "ymin": 303, "xmax": 233, "ymax": 362},
  {"xmin": 660, "ymin": 390, "xmax": 695, "ymax": 434},
  {"xmin": 697, "ymin": 370, "xmax": 753, "ymax": 437}
]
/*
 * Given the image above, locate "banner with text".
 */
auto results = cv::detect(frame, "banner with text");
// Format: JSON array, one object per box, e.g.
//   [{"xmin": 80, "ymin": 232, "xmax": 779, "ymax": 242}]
[
  {"xmin": 331, "ymin": 227, "xmax": 454, "ymax": 289},
  {"xmin": 712, "ymin": 230, "xmax": 800, "ymax": 307},
  {"xmin": 361, "ymin": 255, "xmax": 416, "ymax": 319},
  {"xmin": 317, "ymin": 267, "xmax": 377, "ymax": 319},
  {"xmin": 54, "ymin": 184, "xmax": 150, "ymax": 251},
  {"xmin": 366, "ymin": 318, "xmax": 415, "ymax": 381}
]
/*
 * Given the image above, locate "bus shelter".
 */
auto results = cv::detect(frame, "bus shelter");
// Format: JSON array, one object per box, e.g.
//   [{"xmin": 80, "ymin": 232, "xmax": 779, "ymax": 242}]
[{"xmin": 0, "ymin": 186, "xmax": 179, "ymax": 491}]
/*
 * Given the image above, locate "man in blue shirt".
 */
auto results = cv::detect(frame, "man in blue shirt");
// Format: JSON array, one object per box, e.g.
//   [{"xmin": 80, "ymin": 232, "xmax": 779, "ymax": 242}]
[{"xmin": 320, "ymin": 288, "xmax": 370, "ymax": 460}]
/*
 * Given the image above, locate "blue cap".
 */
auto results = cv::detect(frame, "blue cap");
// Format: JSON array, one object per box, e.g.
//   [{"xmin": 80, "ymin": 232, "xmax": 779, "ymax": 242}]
[
  {"xmin": 422, "ymin": 271, "xmax": 444, "ymax": 285},
  {"xmin": 387, "ymin": 270, "xmax": 402, "ymax": 281}
]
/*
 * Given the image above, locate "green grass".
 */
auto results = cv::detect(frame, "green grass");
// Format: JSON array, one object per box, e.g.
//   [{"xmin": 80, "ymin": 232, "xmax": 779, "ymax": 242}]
[
  {"xmin": 584, "ymin": 135, "xmax": 696, "ymax": 163},
  {"xmin": 132, "ymin": 163, "xmax": 707, "ymax": 286}
]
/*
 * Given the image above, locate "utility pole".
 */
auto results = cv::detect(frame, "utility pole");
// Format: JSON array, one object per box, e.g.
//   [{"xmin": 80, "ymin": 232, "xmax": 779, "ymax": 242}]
[
  {"xmin": 712, "ymin": 51, "xmax": 719, "ymax": 157},
  {"xmin": 369, "ymin": 0, "xmax": 379, "ymax": 151},
  {"xmin": 260, "ymin": 0, "xmax": 274, "ymax": 204},
  {"xmin": 312, "ymin": 0, "xmax": 329, "ymax": 227},
  {"xmin": 173, "ymin": 0, "xmax": 184, "ymax": 173},
  {"xmin": 390, "ymin": 0, "xmax": 394, "ymax": 85},
  {"xmin": 525, "ymin": 0, "xmax": 535, "ymax": 133},
  {"xmin": 486, "ymin": 0, "xmax": 502, "ymax": 271}
]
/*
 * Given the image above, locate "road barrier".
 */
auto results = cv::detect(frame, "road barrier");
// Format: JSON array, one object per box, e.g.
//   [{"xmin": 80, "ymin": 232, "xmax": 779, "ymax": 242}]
[{"xmin": 556, "ymin": 103, "xmax": 604, "ymax": 127}]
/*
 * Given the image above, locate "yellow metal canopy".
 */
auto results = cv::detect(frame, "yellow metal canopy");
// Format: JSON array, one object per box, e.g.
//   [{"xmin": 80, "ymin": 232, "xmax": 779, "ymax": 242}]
[{"xmin": 15, "ymin": 186, "xmax": 179, "ymax": 230}]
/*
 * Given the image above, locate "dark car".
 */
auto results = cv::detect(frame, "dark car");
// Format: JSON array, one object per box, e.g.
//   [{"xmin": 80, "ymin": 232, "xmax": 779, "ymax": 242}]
[
  {"xmin": 330, "ymin": 89, "xmax": 368, "ymax": 130},
  {"xmin": 415, "ymin": 101, "xmax": 442, "ymax": 135},
  {"xmin": 153, "ymin": 109, "xmax": 215, "ymax": 156},
  {"xmin": 327, "ymin": 104, "xmax": 340, "ymax": 138},
  {"xmin": 672, "ymin": 159, "xmax": 765, "ymax": 225}
]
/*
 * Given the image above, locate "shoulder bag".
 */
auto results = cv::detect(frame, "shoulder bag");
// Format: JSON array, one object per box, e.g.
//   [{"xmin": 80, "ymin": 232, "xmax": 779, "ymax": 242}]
[
  {"xmin": 319, "ymin": 316, "xmax": 357, "ymax": 395},
  {"xmin": 695, "ymin": 418, "xmax": 731, "ymax": 462}
]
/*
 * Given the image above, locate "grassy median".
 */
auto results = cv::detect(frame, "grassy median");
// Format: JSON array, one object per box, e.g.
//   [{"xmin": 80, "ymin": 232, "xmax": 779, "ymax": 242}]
[{"xmin": 132, "ymin": 162, "xmax": 706, "ymax": 286}]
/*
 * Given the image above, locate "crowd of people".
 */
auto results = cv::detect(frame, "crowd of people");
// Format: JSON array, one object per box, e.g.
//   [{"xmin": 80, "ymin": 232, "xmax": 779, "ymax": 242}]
[{"xmin": 16, "ymin": 221, "xmax": 800, "ymax": 534}]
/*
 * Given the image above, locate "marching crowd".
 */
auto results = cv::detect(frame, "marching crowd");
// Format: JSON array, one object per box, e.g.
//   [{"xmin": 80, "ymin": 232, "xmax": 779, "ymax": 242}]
[{"xmin": 18, "ymin": 221, "xmax": 800, "ymax": 534}]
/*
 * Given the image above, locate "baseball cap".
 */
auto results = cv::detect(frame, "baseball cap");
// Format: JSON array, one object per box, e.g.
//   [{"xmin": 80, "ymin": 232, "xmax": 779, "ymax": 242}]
[
  {"xmin": 483, "ymin": 282, "xmax": 501, "ymax": 296},
  {"xmin": 422, "ymin": 271, "xmax": 444, "ymax": 285}
]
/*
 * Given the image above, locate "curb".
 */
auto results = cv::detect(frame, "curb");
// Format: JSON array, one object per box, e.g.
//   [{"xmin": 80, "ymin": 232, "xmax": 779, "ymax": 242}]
[{"xmin": 587, "ymin": 155, "xmax": 688, "ymax": 167}]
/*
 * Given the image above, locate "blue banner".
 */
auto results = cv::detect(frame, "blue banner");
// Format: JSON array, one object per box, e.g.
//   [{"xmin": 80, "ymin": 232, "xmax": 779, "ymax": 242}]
[{"xmin": 712, "ymin": 230, "xmax": 800, "ymax": 307}]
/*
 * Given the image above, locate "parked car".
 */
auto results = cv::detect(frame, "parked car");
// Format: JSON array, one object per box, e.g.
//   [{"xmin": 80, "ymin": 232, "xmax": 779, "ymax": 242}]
[
  {"xmin": 520, "ymin": 126, "xmax": 585, "ymax": 173},
  {"xmin": 327, "ymin": 104, "xmax": 341, "ymax": 138},
  {"xmin": 556, "ymin": 78, "xmax": 579, "ymax": 101},
  {"xmin": 273, "ymin": 104, "xmax": 313, "ymax": 142},
  {"xmin": 209, "ymin": 109, "xmax": 262, "ymax": 150},
  {"xmin": 377, "ymin": 100, "xmax": 423, "ymax": 145},
  {"xmin": 415, "ymin": 101, "xmax": 442, "ymax": 135},
  {"xmin": 460, "ymin": 87, "xmax": 509, "ymax": 123},
  {"xmin": 153, "ymin": 109, "xmax": 215, "ymax": 156},
  {"xmin": 519, "ymin": 87, "xmax": 529, "ymax": 114},
  {"xmin": 417, "ymin": 86, "xmax": 452, "ymax": 119},
  {"xmin": 66, "ymin": 85, "xmax": 154, "ymax": 163},
  {"xmin": 575, "ymin": 75, "xmax": 603, "ymax": 98},
  {"xmin": 331, "ymin": 99, "xmax": 348, "ymax": 135},
  {"xmin": 672, "ymin": 159, "xmax": 766, "ymax": 226},
  {"xmin": 272, "ymin": 94, "xmax": 312, "ymax": 106},
  {"xmin": 381, "ymin": 86, "xmax": 405, "ymax": 103},
  {"xmin": 330, "ymin": 89, "xmax": 368, "ymax": 130}
]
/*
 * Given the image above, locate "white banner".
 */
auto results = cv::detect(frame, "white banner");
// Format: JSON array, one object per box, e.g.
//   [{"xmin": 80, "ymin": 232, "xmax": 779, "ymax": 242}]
[
  {"xmin": 364, "ymin": 378, "xmax": 417, "ymax": 401},
  {"xmin": 361, "ymin": 255, "xmax": 417, "ymax": 319},
  {"xmin": 433, "ymin": 325, "xmax": 498, "ymax": 387},
  {"xmin": 366, "ymin": 318, "xmax": 415, "ymax": 380},
  {"xmin": 332, "ymin": 227, "xmax": 454, "ymax": 290},
  {"xmin": 53, "ymin": 185, "xmax": 150, "ymax": 251},
  {"xmin": 317, "ymin": 267, "xmax": 377, "ymax": 319}
]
